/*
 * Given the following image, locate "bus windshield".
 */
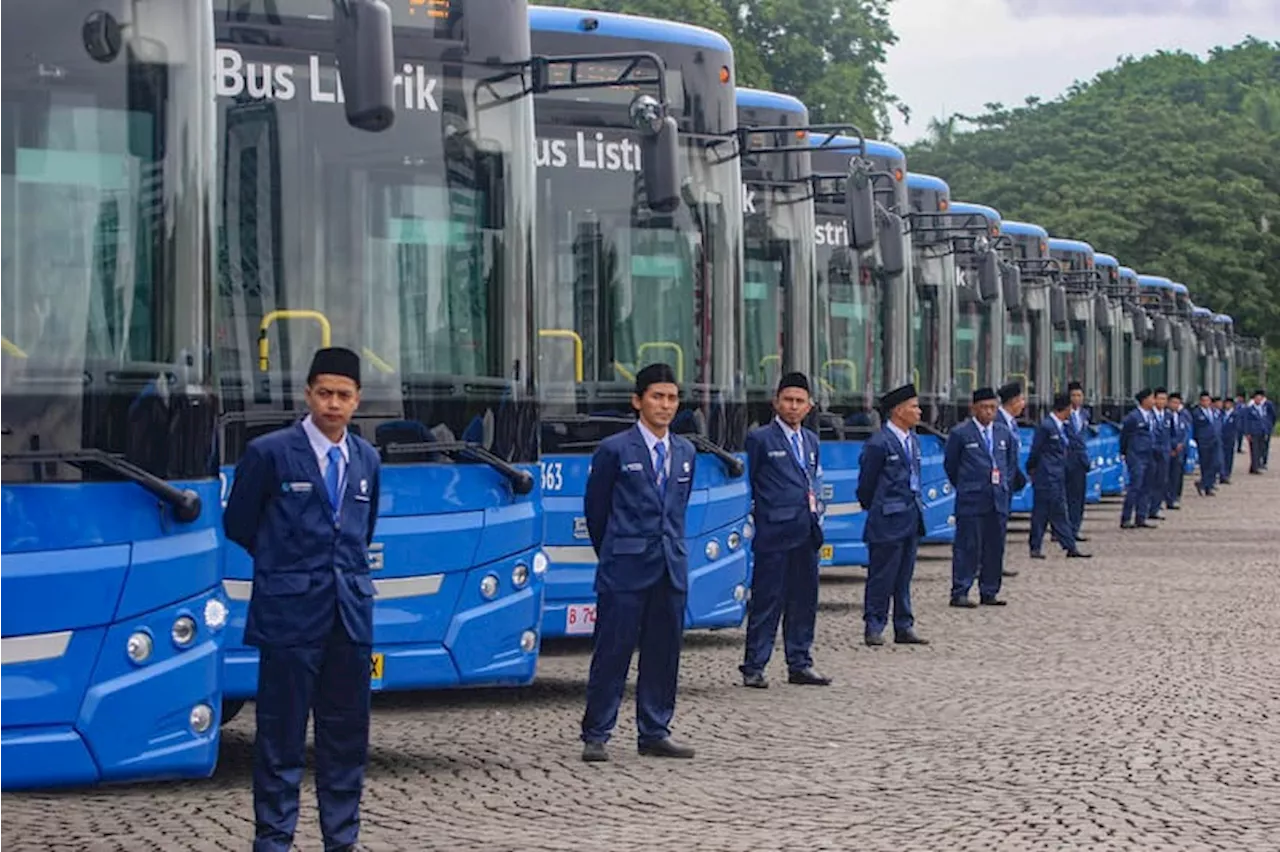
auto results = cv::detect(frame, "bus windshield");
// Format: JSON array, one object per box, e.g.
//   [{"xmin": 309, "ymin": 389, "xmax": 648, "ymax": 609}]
[
  {"xmin": 3, "ymin": 0, "xmax": 213, "ymax": 482},
  {"xmin": 213, "ymin": 43, "xmax": 536, "ymax": 463},
  {"xmin": 815, "ymin": 217, "xmax": 882, "ymax": 407},
  {"xmin": 954, "ymin": 290, "xmax": 992, "ymax": 402}
]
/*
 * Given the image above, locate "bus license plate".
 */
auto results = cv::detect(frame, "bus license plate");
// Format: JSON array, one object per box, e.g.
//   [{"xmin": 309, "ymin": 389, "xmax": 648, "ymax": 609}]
[
  {"xmin": 370, "ymin": 653, "xmax": 384, "ymax": 682},
  {"xmin": 565, "ymin": 603, "xmax": 596, "ymax": 636}
]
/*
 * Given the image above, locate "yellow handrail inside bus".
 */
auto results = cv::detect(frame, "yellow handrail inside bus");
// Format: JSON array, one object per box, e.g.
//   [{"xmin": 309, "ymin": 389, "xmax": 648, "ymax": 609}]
[
  {"xmin": 912, "ymin": 368, "xmax": 920, "ymax": 388},
  {"xmin": 538, "ymin": 329, "xmax": 584, "ymax": 382},
  {"xmin": 362, "ymin": 347, "xmax": 395, "ymax": 374},
  {"xmin": 822, "ymin": 359, "xmax": 858, "ymax": 391},
  {"xmin": 613, "ymin": 361, "xmax": 636, "ymax": 383},
  {"xmin": 954, "ymin": 368, "xmax": 977, "ymax": 389},
  {"xmin": 258, "ymin": 310, "xmax": 332, "ymax": 372},
  {"xmin": 1, "ymin": 336, "xmax": 28, "ymax": 358},
  {"xmin": 1005, "ymin": 371, "xmax": 1027, "ymax": 390},
  {"xmin": 637, "ymin": 341, "xmax": 684, "ymax": 382}
]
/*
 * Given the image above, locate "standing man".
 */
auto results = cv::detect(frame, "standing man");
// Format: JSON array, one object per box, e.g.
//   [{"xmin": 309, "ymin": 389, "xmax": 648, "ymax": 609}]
[
  {"xmin": 1190, "ymin": 391, "xmax": 1219, "ymax": 497},
  {"xmin": 944, "ymin": 387, "xmax": 1017, "ymax": 607},
  {"xmin": 1235, "ymin": 392, "xmax": 1248, "ymax": 454},
  {"xmin": 1120, "ymin": 388, "xmax": 1158, "ymax": 529},
  {"xmin": 1026, "ymin": 393, "xmax": 1091, "ymax": 560},
  {"xmin": 740, "ymin": 372, "xmax": 830, "ymax": 689},
  {"xmin": 1164, "ymin": 392, "xmax": 1190, "ymax": 508},
  {"xmin": 996, "ymin": 382, "xmax": 1027, "ymax": 579},
  {"xmin": 1064, "ymin": 381, "xmax": 1092, "ymax": 541},
  {"xmin": 580, "ymin": 363, "xmax": 696, "ymax": 762},
  {"xmin": 223, "ymin": 347, "xmax": 381, "ymax": 852},
  {"xmin": 857, "ymin": 383, "xmax": 929, "ymax": 646},
  {"xmin": 1219, "ymin": 396, "xmax": 1239, "ymax": 485},
  {"xmin": 1146, "ymin": 387, "xmax": 1171, "ymax": 522},
  {"xmin": 1260, "ymin": 390, "xmax": 1275, "ymax": 470}
]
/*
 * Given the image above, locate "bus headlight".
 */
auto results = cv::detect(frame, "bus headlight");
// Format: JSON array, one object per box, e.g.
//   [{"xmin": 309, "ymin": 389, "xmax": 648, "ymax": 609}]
[
  {"xmin": 512, "ymin": 563, "xmax": 530, "ymax": 589},
  {"xmin": 743, "ymin": 519, "xmax": 755, "ymax": 540},
  {"xmin": 480, "ymin": 575, "xmax": 499, "ymax": 599},
  {"xmin": 189, "ymin": 703, "xmax": 214, "ymax": 734},
  {"xmin": 532, "ymin": 551, "xmax": 549, "ymax": 576},
  {"xmin": 942, "ymin": 483, "xmax": 952, "ymax": 495},
  {"xmin": 927, "ymin": 488, "xmax": 938, "ymax": 500},
  {"xmin": 520, "ymin": 630, "xmax": 538, "ymax": 653},
  {"xmin": 204, "ymin": 598, "xmax": 228, "ymax": 631},
  {"xmin": 126, "ymin": 631, "xmax": 153, "ymax": 664},
  {"xmin": 705, "ymin": 540, "xmax": 721, "ymax": 561},
  {"xmin": 171, "ymin": 616, "xmax": 197, "ymax": 648},
  {"xmin": 727, "ymin": 532, "xmax": 742, "ymax": 551}
]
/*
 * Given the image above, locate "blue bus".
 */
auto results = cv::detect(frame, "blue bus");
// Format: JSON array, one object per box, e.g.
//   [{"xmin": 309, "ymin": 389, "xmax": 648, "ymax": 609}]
[
  {"xmin": 1211, "ymin": 314, "xmax": 1236, "ymax": 397},
  {"xmin": 212, "ymin": 0, "xmax": 640, "ymax": 713},
  {"xmin": 2, "ymin": 0, "xmax": 229, "ymax": 789},
  {"xmin": 809, "ymin": 133, "xmax": 911, "ymax": 568},
  {"xmin": 1090, "ymin": 252, "xmax": 1125, "ymax": 495},
  {"xmin": 530, "ymin": 7, "xmax": 751, "ymax": 637},
  {"xmin": 1137, "ymin": 275, "xmax": 1176, "ymax": 391}
]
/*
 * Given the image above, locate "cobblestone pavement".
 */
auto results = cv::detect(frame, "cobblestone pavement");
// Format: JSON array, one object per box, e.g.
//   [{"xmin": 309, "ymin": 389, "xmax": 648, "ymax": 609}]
[{"xmin": 6, "ymin": 468, "xmax": 1280, "ymax": 851}]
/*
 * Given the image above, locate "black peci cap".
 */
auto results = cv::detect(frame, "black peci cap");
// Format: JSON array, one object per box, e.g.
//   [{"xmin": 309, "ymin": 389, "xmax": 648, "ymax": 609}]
[
  {"xmin": 972, "ymin": 387, "xmax": 997, "ymax": 403},
  {"xmin": 777, "ymin": 371, "xmax": 810, "ymax": 395},
  {"xmin": 879, "ymin": 383, "xmax": 918, "ymax": 415},
  {"xmin": 308, "ymin": 347, "xmax": 361, "ymax": 387},
  {"xmin": 635, "ymin": 362, "xmax": 679, "ymax": 396},
  {"xmin": 998, "ymin": 382, "xmax": 1023, "ymax": 404},
  {"xmin": 1067, "ymin": 380, "xmax": 1083, "ymax": 392}
]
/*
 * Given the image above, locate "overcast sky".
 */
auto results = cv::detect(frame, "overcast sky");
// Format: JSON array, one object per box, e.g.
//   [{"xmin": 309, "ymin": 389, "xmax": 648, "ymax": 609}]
[{"xmin": 884, "ymin": 0, "xmax": 1279, "ymax": 145}]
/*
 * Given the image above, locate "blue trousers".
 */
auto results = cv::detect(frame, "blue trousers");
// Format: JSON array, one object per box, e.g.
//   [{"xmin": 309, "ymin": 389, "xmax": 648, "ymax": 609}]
[
  {"xmin": 254, "ymin": 620, "xmax": 372, "ymax": 852},
  {"xmin": 1146, "ymin": 451, "xmax": 1168, "ymax": 516},
  {"xmin": 581, "ymin": 578, "xmax": 685, "ymax": 746},
  {"xmin": 1065, "ymin": 466, "xmax": 1087, "ymax": 537},
  {"xmin": 1167, "ymin": 451, "xmax": 1187, "ymax": 504},
  {"xmin": 1249, "ymin": 434, "xmax": 1265, "ymax": 473},
  {"xmin": 1198, "ymin": 445, "xmax": 1219, "ymax": 492},
  {"xmin": 951, "ymin": 511, "xmax": 1007, "ymax": 601},
  {"xmin": 1121, "ymin": 455, "xmax": 1149, "ymax": 524},
  {"xmin": 1221, "ymin": 435, "xmax": 1236, "ymax": 481},
  {"xmin": 1030, "ymin": 487, "xmax": 1076, "ymax": 554},
  {"xmin": 741, "ymin": 544, "xmax": 819, "ymax": 676},
  {"xmin": 864, "ymin": 535, "xmax": 919, "ymax": 636}
]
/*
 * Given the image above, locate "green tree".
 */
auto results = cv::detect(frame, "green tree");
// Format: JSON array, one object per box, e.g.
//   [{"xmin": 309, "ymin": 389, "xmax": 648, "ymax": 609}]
[{"xmin": 907, "ymin": 38, "xmax": 1280, "ymax": 340}]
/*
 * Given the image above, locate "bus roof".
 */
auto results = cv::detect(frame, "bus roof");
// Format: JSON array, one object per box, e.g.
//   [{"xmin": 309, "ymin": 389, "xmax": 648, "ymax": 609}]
[
  {"xmin": 528, "ymin": 6, "xmax": 732, "ymax": 52},
  {"xmin": 1170, "ymin": 282, "xmax": 1189, "ymax": 295},
  {"xmin": 1048, "ymin": 237, "xmax": 1094, "ymax": 256},
  {"xmin": 949, "ymin": 201, "xmax": 1001, "ymax": 226},
  {"xmin": 809, "ymin": 132, "xmax": 905, "ymax": 164},
  {"xmin": 1001, "ymin": 220, "xmax": 1049, "ymax": 239},
  {"xmin": 1093, "ymin": 252, "xmax": 1119, "ymax": 267},
  {"xmin": 906, "ymin": 173, "xmax": 949, "ymax": 193},
  {"xmin": 735, "ymin": 88, "xmax": 806, "ymax": 115},
  {"xmin": 1213, "ymin": 314, "xmax": 1233, "ymax": 324},
  {"xmin": 1138, "ymin": 274, "xmax": 1175, "ymax": 290},
  {"xmin": 1119, "ymin": 266, "xmax": 1138, "ymax": 280},
  {"xmin": 1192, "ymin": 306, "xmax": 1212, "ymax": 318}
]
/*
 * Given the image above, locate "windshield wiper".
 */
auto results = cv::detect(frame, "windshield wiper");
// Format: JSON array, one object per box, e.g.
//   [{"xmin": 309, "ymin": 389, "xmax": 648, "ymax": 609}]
[
  {"xmin": 540, "ymin": 413, "xmax": 637, "ymax": 425},
  {"xmin": 0, "ymin": 448, "xmax": 202, "ymax": 522},
  {"xmin": 383, "ymin": 441, "xmax": 534, "ymax": 495},
  {"xmin": 683, "ymin": 434, "xmax": 745, "ymax": 478}
]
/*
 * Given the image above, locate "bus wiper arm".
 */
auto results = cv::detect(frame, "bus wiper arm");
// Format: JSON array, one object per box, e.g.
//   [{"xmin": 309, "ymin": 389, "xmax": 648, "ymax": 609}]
[
  {"xmin": 684, "ymin": 434, "xmax": 745, "ymax": 478},
  {"xmin": 0, "ymin": 448, "xmax": 202, "ymax": 522},
  {"xmin": 384, "ymin": 441, "xmax": 535, "ymax": 495},
  {"xmin": 540, "ymin": 413, "xmax": 637, "ymax": 425}
]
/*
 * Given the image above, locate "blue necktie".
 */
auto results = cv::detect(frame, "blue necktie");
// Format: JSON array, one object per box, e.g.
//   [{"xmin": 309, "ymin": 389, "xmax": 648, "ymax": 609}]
[
  {"xmin": 983, "ymin": 425, "xmax": 993, "ymax": 457},
  {"xmin": 654, "ymin": 441, "xmax": 667, "ymax": 496},
  {"xmin": 791, "ymin": 432, "xmax": 805, "ymax": 469},
  {"xmin": 906, "ymin": 434, "xmax": 920, "ymax": 493},
  {"xmin": 325, "ymin": 445, "xmax": 343, "ymax": 514}
]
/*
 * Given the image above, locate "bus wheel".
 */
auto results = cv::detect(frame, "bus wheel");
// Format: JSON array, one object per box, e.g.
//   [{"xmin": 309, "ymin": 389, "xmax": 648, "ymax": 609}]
[{"xmin": 221, "ymin": 699, "xmax": 246, "ymax": 726}]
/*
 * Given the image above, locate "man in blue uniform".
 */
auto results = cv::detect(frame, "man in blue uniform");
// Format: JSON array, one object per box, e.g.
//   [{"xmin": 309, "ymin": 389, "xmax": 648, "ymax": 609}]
[
  {"xmin": 857, "ymin": 383, "xmax": 929, "ymax": 646},
  {"xmin": 1027, "ymin": 393, "xmax": 1090, "ymax": 559},
  {"xmin": 1120, "ymin": 388, "xmax": 1158, "ymax": 529},
  {"xmin": 1190, "ymin": 391, "xmax": 1220, "ymax": 497},
  {"xmin": 996, "ymin": 382, "xmax": 1027, "ymax": 579},
  {"xmin": 1234, "ymin": 392, "xmax": 1248, "ymax": 454},
  {"xmin": 581, "ymin": 363, "xmax": 697, "ymax": 762},
  {"xmin": 945, "ymin": 387, "xmax": 1017, "ymax": 607},
  {"xmin": 1164, "ymin": 392, "xmax": 1190, "ymax": 507},
  {"xmin": 1146, "ymin": 387, "xmax": 1171, "ymax": 521},
  {"xmin": 1064, "ymin": 381, "xmax": 1092, "ymax": 541},
  {"xmin": 740, "ymin": 372, "xmax": 830, "ymax": 689},
  {"xmin": 1219, "ymin": 396, "xmax": 1239, "ymax": 484},
  {"xmin": 223, "ymin": 347, "xmax": 381, "ymax": 852}
]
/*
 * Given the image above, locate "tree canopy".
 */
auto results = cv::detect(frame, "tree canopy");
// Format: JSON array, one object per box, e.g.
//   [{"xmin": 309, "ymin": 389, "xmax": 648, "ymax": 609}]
[
  {"xmin": 905, "ymin": 38, "xmax": 1280, "ymax": 343},
  {"xmin": 549, "ymin": 0, "xmax": 902, "ymax": 136}
]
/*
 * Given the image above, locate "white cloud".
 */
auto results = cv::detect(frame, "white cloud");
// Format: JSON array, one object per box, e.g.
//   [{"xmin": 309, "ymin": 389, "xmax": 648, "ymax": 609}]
[{"xmin": 883, "ymin": 0, "xmax": 1278, "ymax": 145}]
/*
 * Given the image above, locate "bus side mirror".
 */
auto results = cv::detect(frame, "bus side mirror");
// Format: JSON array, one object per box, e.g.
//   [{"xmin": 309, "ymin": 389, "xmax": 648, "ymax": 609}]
[
  {"xmin": 1001, "ymin": 262, "xmax": 1022, "ymax": 310},
  {"xmin": 1153, "ymin": 315, "xmax": 1171, "ymax": 346},
  {"xmin": 977, "ymin": 250, "xmax": 1000, "ymax": 301},
  {"xmin": 878, "ymin": 210, "xmax": 905, "ymax": 276},
  {"xmin": 1050, "ymin": 283, "xmax": 1068, "ymax": 329},
  {"xmin": 630, "ymin": 96, "xmax": 680, "ymax": 213},
  {"xmin": 845, "ymin": 161, "xmax": 876, "ymax": 251},
  {"xmin": 334, "ymin": 0, "xmax": 396, "ymax": 132},
  {"xmin": 1095, "ymin": 294, "xmax": 1113, "ymax": 331}
]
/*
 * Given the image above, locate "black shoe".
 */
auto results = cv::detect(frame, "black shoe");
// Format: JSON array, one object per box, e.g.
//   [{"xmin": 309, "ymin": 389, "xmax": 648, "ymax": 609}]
[
  {"xmin": 1149, "ymin": 513, "xmax": 1165, "ymax": 521},
  {"xmin": 1205, "ymin": 490, "xmax": 1216, "ymax": 497},
  {"xmin": 1120, "ymin": 521, "xmax": 1135, "ymax": 529},
  {"xmin": 741, "ymin": 671, "xmax": 768, "ymax": 689},
  {"xmin": 894, "ymin": 629, "xmax": 929, "ymax": 645},
  {"xmin": 864, "ymin": 631, "xmax": 885, "ymax": 647},
  {"xmin": 1136, "ymin": 521, "xmax": 1157, "ymax": 528},
  {"xmin": 1194, "ymin": 483, "xmax": 1204, "ymax": 496},
  {"xmin": 980, "ymin": 597, "xmax": 1007, "ymax": 606},
  {"xmin": 1167, "ymin": 504, "xmax": 1181, "ymax": 511},
  {"xmin": 950, "ymin": 596, "xmax": 977, "ymax": 608},
  {"xmin": 1030, "ymin": 551, "xmax": 1046, "ymax": 560},
  {"xmin": 1076, "ymin": 534, "xmax": 1090, "ymax": 542},
  {"xmin": 1221, "ymin": 478, "xmax": 1231, "ymax": 485},
  {"xmin": 638, "ymin": 738, "xmax": 695, "ymax": 759},
  {"xmin": 788, "ymin": 667, "xmax": 832, "ymax": 686},
  {"xmin": 582, "ymin": 742, "xmax": 609, "ymax": 763},
  {"xmin": 1066, "ymin": 550, "xmax": 1092, "ymax": 559},
  {"xmin": 1003, "ymin": 568, "xmax": 1019, "ymax": 577}
]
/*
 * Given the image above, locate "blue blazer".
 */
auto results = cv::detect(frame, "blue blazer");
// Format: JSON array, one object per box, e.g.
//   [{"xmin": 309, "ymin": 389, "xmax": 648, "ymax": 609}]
[
  {"xmin": 1064, "ymin": 416, "xmax": 1091, "ymax": 473},
  {"xmin": 856, "ymin": 427, "xmax": 924, "ymax": 545},
  {"xmin": 943, "ymin": 419, "xmax": 1016, "ymax": 517},
  {"xmin": 1120, "ymin": 407, "xmax": 1154, "ymax": 459},
  {"xmin": 1190, "ymin": 406, "xmax": 1219, "ymax": 452},
  {"xmin": 584, "ymin": 425, "xmax": 696, "ymax": 594},
  {"xmin": 224, "ymin": 422, "xmax": 381, "ymax": 647},
  {"xmin": 747, "ymin": 421, "xmax": 823, "ymax": 553},
  {"xmin": 1151, "ymin": 408, "xmax": 1172, "ymax": 455},
  {"xmin": 1220, "ymin": 407, "xmax": 1239, "ymax": 441},
  {"xmin": 1027, "ymin": 415, "xmax": 1070, "ymax": 493}
]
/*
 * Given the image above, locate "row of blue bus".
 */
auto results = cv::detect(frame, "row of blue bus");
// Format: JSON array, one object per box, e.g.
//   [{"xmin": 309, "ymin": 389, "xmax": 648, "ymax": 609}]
[{"xmin": 1, "ymin": 0, "xmax": 1266, "ymax": 790}]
